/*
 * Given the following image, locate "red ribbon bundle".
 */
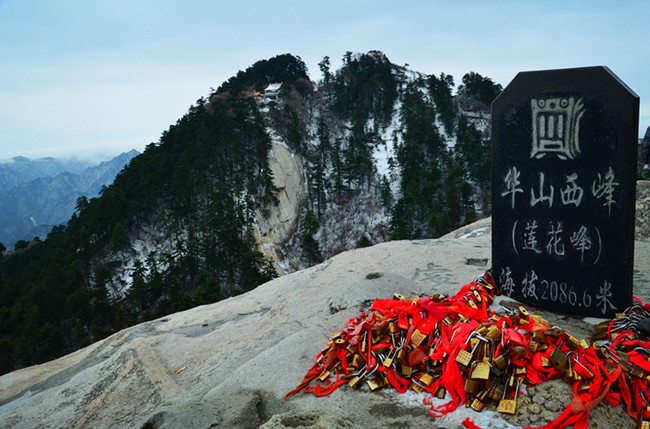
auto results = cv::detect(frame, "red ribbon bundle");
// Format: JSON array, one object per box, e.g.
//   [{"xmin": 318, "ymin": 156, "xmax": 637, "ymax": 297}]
[{"xmin": 285, "ymin": 270, "xmax": 650, "ymax": 429}]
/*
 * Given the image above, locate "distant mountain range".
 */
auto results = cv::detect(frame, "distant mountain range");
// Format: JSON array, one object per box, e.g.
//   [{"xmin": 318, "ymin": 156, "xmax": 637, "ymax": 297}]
[{"xmin": 0, "ymin": 150, "xmax": 139, "ymax": 248}]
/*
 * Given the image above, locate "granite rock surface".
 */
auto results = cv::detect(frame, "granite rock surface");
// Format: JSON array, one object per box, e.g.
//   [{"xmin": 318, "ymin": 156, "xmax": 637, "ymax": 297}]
[{"xmin": 1, "ymin": 216, "xmax": 649, "ymax": 428}]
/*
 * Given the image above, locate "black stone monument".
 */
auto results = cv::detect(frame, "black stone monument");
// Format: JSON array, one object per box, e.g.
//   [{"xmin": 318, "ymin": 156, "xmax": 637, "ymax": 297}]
[{"xmin": 491, "ymin": 66, "xmax": 639, "ymax": 318}]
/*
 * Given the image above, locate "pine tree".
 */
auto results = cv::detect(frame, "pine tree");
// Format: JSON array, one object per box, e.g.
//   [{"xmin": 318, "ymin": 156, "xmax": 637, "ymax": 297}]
[{"xmin": 300, "ymin": 210, "xmax": 323, "ymax": 264}]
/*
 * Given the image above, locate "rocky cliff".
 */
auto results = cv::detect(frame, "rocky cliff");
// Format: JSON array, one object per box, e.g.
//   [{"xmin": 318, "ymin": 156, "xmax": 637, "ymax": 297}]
[{"xmin": 2, "ymin": 215, "xmax": 650, "ymax": 429}]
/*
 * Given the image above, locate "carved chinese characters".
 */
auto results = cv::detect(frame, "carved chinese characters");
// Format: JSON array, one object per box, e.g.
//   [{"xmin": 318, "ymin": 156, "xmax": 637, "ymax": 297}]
[{"xmin": 492, "ymin": 66, "xmax": 639, "ymax": 318}]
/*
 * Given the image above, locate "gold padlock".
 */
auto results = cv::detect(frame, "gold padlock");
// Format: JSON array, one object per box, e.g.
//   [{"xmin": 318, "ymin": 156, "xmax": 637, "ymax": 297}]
[
  {"xmin": 382, "ymin": 356, "xmax": 394, "ymax": 368},
  {"xmin": 640, "ymin": 408, "xmax": 650, "ymax": 429},
  {"xmin": 409, "ymin": 380, "xmax": 424, "ymax": 393},
  {"xmin": 544, "ymin": 327, "xmax": 564, "ymax": 337},
  {"xmin": 498, "ymin": 377, "xmax": 521, "ymax": 415},
  {"xmin": 630, "ymin": 363, "xmax": 645, "ymax": 378},
  {"xmin": 465, "ymin": 377, "xmax": 482, "ymax": 396},
  {"xmin": 493, "ymin": 354, "xmax": 508, "ymax": 372},
  {"xmin": 490, "ymin": 380, "xmax": 505, "ymax": 402},
  {"xmin": 476, "ymin": 324, "xmax": 489, "ymax": 336},
  {"xmin": 471, "ymin": 361, "xmax": 491, "ymax": 380},
  {"xmin": 567, "ymin": 336, "xmax": 582, "ymax": 350},
  {"xmin": 419, "ymin": 373, "xmax": 434, "ymax": 386},
  {"xmin": 436, "ymin": 386, "xmax": 446, "ymax": 399},
  {"xmin": 456, "ymin": 349, "xmax": 472, "ymax": 367},
  {"xmin": 349, "ymin": 375, "xmax": 363, "ymax": 389},
  {"xmin": 393, "ymin": 293, "xmax": 407, "ymax": 302},
  {"xmin": 465, "ymin": 362, "xmax": 483, "ymax": 395},
  {"xmin": 470, "ymin": 337, "xmax": 479, "ymax": 350},
  {"xmin": 397, "ymin": 348, "xmax": 408, "ymax": 364},
  {"xmin": 401, "ymin": 365, "xmax": 412, "ymax": 377},
  {"xmin": 550, "ymin": 346, "xmax": 569, "ymax": 372},
  {"xmin": 577, "ymin": 379, "xmax": 592, "ymax": 394},
  {"xmin": 528, "ymin": 340, "xmax": 540, "ymax": 353},
  {"xmin": 486, "ymin": 325, "xmax": 502, "ymax": 340},
  {"xmin": 410, "ymin": 329, "xmax": 427, "ymax": 347},
  {"xmin": 367, "ymin": 377, "xmax": 382, "ymax": 391},
  {"xmin": 471, "ymin": 389, "xmax": 489, "ymax": 412},
  {"xmin": 532, "ymin": 331, "xmax": 546, "ymax": 343}
]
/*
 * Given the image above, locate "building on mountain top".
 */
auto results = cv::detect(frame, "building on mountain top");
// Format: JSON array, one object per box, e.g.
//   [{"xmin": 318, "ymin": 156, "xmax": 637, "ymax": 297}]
[{"xmin": 264, "ymin": 83, "xmax": 283, "ymax": 100}]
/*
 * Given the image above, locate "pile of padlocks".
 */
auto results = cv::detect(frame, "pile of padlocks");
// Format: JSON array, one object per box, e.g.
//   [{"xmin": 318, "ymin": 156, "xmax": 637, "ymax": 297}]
[{"xmin": 284, "ymin": 271, "xmax": 650, "ymax": 429}]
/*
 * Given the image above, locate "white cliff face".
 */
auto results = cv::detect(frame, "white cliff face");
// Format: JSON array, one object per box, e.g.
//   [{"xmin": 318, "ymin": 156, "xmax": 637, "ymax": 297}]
[{"xmin": 254, "ymin": 132, "xmax": 306, "ymax": 274}]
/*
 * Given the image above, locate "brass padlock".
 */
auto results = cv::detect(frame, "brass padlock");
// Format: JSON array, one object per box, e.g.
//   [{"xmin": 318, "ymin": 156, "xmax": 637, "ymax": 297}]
[
  {"xmin": 471, "ymin": 389, "xmax": 490, "ymax": 412},
  {"xmin": 577, "ymin": 379, "xmax": 592, "ymax": 394},
  {"xmin": 409, "ymin": 380, "xmax": 424, "ymax": 393},
  {"xmin": 470, "ymin": 336, "xmax": 479, "ymax": 350},
  {"xmin": 639, "ymin": 408, "xmax": 650, "ymax": 429},
  {"xmin": 382, "ymin": 356, "xmax": 394, "ymax": 368},
  {"xmin": 397, "ymin": 347, "xmax": 408, "ymax": 364},
  {"xmin": 490, "ymin": 380, "xmax": 505, "ymax": 402},
  {"xmin": 510, "ymin": 345, "xmax": 528, "ymax": 355},
  {"xmin": 367, "ymin": 377, "xmax": 382, "ymax": 391},
  {"xmin": 630, "ymin": 363, "xmax": 645, "ymax": 378},
  {"xmin": 544, "ymin": 327, "xmax": 564, "ymax": 337},
  {"xmin": 419, "ymin": 373, "xmax": 434, "ymax": 386},
  {"xmin": 471, "ymin": 361, "xmax": 491, "ymax": 380},
  {"xmin": 532, "ymin": 331, "xmax": 547, "ymax": 343},
  {"xmin": 410, "ymin": 329, "xmax": 427, "ymax": 347},
  {"xmin": 352, "ymin": 354, "xmax": 363, "ymax": 368},
  {"xmin": 388, "ymin": 322, "xmax": 399, "ymax": 334},
  {"xmin": 436, "ymin": 386, "xmax": 446, "ymax": 399},
  {"xmin": 465, "ymin": 362, "xmax": 483, "ymax": 395},
  {"xmin": 476, "ymin": 324, "xmax": 489, "ymax": 336},
  {"xmin": 528, "ymin": 340, "xmax": 541, "ymax": 353},
  {"xmin": 493, "ymin": 354, "xmax": 508, "ymax": 372},
  {"xmin": 349, "ymin": 375, "xmax": 363, "ymax": 389},
  {"xmin": 486, "ymin": 325, "xmax": 502, "ymax": 340},
  {"xmin": 514, "ymin": 366, "xmax": 527, "ymax": 376},
  {"xmin": 550, "ymin": 345, "xmax": 569, "ymax": 372},
  {"xmin": 318, "ymin": 370, "xmax": 330, "ymax": 381},
  {"xmin": 456, "ymin": 349, "xmax": 473, "ymax": 367},
  {"xmin": 401, "ymin": 365, "xmax": 412, "ymax": 377},
  {"xmin": 393, "ymin": 293, "xmax": 407, "ymax": 302},
  {"xmin": 465, "ymin": 377, "xmax": 482, "ymax": 396},
  {"xmin": 567, "ymin": 336, "xmax": 582, "ymax": 350},
  {"xmin": 498, "ymin": 377, "xmax": 521, "ymax": 415}
]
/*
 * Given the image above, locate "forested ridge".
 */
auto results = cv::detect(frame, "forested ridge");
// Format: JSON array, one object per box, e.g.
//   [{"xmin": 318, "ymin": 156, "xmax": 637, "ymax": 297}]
[{"xmin": 0, "ymin": 52, "xmax": 501, "ymax": 374}]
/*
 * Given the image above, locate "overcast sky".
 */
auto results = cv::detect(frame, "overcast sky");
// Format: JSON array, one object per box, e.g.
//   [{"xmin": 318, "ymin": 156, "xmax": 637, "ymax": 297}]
[{"xmin": 1, "ymin": 1, "xmax": 649, "ymax": 160}]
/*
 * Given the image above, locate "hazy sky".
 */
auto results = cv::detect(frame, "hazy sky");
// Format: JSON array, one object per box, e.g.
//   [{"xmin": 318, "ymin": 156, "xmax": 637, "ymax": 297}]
[{"xmin": 1, "ymin": 1, "xmax": 649, "ymax": 160}]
